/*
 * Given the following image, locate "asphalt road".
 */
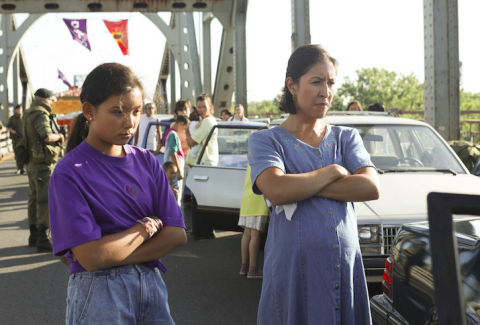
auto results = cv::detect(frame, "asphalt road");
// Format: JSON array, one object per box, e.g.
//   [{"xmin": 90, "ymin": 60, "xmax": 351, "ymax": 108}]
[{"xmin": 0, "ymin": 155, "xmax": 381, "ymax": 325}]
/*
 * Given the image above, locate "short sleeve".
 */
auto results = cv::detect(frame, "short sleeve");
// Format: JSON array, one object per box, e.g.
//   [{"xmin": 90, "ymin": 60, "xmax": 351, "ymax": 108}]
[
  {"xmin": 191, "ymin": 118, "xmax": 214, "ymax": 144},
  {"xmin": 33, "ymin": 112, "xmax": 53, "ymax": 138},
  {"xmin": 342, "ymin": 128, "xmax": 375, "ymax": 174},
  {"xmin": 49, "ymin": 173, "xmax": 102, "ymax": 256},
  {"xmin": 167, "ymin": 132, "xmax": 179, "ymax": 153},
  {"xmin": 248, "ymin": 130, "xmax": 285, "ymax": 195}
]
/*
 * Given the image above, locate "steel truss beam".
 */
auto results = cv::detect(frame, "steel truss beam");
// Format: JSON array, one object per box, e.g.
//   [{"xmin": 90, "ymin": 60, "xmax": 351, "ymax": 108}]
[
  {"xmin": 0, "ymin": 13, "xmax": 42, "ymax": 124},
  {"xmin": 423, "ymin": 0, "xmax": 460, "ymax": 141}
]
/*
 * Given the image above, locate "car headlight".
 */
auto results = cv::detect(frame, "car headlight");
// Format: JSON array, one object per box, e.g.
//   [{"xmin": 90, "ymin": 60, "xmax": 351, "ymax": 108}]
[{"xmin": 358, "ymin": 225, "xmax": 380, "ymax": 243}]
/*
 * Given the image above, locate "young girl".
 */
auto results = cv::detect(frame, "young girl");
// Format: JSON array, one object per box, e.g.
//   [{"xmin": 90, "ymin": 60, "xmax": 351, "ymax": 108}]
[
  {"xmin": 238, "ymin": 127, "xmax": 270, "ymax": 279},
  {"xmin": 49, "ymin": 63, "xmax": 186, "ymax": 325}
]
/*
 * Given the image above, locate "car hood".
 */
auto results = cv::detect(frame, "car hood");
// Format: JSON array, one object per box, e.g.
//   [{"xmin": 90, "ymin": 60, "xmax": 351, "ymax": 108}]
[{"xmin": 355, "ymin": 173, "xmax": 480, "ymax": 224}]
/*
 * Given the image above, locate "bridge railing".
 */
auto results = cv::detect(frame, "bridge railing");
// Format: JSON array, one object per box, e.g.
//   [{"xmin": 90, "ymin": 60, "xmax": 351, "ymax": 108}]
[{"xmin": 0, "ymin": 131, "xmax": 13, "ymax": 158}]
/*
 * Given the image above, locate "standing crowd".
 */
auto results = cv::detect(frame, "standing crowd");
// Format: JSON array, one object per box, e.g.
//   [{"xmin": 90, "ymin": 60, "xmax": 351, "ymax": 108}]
[{"xmin": 1, "ymin": 43, "xmax": 380, "ymax": 324}]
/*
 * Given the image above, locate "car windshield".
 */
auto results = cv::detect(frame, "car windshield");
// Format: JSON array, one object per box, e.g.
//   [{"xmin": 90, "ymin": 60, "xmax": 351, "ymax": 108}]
[
  {"xmin": 343, "ymin": 124, "xmax": 466, "ymax": 174},
  {"xmin": 214, "ymin": 127, "xmax": 257, "ymax": 168}
]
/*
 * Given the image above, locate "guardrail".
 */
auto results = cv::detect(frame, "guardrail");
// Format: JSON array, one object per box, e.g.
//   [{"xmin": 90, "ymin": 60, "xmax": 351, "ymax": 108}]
[{"xmin": 0, "ymin": 131, "xmax": 13, "ymax": 158}]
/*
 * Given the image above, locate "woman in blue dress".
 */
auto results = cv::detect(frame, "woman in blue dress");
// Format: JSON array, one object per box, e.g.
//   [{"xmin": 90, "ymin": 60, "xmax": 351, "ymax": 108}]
[{"xmin": 249, "ymin": 45, "xmax": 380, "ymax": 325}]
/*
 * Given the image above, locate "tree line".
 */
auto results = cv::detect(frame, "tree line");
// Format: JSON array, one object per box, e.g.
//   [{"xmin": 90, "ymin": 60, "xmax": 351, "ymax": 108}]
[{"xmin": 247, "ymin": 67, "xmax": 480, "ymax": 116}]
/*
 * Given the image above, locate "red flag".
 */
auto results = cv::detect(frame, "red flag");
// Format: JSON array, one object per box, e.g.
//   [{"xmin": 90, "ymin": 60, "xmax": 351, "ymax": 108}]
[{"xmin": 103, "ymin": 20, "xmax": 129, "ymax": 55}]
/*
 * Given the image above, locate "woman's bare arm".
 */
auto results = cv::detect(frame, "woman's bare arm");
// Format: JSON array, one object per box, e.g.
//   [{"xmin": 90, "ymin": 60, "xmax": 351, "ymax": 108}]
[
  {"xmin": 122, "ymin": 226, "xmax": 187, "ymax": 265},
  {"xmin": 255, "ymin": 165, "xmax": 348, "ymax": 206},
  {"xmin": 316, "ymin": 166, "xmax": 380, "ymax": 202},
  {"xmin": 71, "ymin": 224, "xmax": 148, "ymax": 272}
]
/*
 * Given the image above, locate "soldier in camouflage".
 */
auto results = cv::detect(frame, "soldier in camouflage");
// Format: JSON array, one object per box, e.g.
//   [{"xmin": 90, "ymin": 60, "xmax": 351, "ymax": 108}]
[
  {"xmin": 6, "ymin": 104, "xmax": 25, "ymax": 174},
  {"xmin": 23, "ymin": 88, "xmax": 64, "ymax": 251}
]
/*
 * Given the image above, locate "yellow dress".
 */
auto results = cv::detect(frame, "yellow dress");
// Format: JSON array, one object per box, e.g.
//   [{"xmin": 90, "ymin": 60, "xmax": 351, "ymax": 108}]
[{"xmin": 238, "ymin": 165, "xmax": 269, "ymax": 232}]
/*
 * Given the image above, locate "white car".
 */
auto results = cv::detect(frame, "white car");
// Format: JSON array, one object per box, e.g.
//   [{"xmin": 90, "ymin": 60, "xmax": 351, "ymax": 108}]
[{"xmin": 186, "ymin": 112, "xmax": 480, "ymax": 282}]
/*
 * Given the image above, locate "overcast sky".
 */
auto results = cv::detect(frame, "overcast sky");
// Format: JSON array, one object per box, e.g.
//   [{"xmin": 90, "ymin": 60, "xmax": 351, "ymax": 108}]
[{"xmin": 13, "ymin": 0, "xmax": 480, "ymax": 106}]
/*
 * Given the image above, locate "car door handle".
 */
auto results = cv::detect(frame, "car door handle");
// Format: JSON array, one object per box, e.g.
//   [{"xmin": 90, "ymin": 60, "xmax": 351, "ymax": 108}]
[{"xmin": 194, "ymin": 175, "xmax": 209, "ymax": 181}]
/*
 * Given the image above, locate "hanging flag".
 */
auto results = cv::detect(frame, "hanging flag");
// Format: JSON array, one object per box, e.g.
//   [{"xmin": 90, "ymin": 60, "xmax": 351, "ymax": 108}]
[
  {"xmin": 63, "ymin": 19, "xmax": 91, "ymax": 51},
  {"xmin": 103, "ymin": 20, "xmax": 130, "ymax": 55},
  {"xmin": 58, "ymin": 70, "xmax": 72, "ymax": 88}
]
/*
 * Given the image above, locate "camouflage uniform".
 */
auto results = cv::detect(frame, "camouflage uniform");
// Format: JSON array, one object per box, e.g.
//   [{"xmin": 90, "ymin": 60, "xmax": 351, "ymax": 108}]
[
  {"xmin": 7, "ymin": 112, "xmax": 24, "ymax": 170},
  {"xmin": 23, "ymin": 100, "xmax": 62, "ymax": 234}
]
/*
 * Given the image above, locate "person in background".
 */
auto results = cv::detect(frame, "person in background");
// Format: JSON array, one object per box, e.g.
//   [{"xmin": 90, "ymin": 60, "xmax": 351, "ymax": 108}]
[
  {"xmin": 239, "ymin": 126, "xmax": 270, "ymax": 279},
  {"xmin": 163, "ymin": 161, "xmax": 179, "ymax": 200},
  {"xmin": 134, "ymin": 102, "xmax": 161, "ymax": 151},
  {"xmin": 49, "ymin": 63, "xmax": 186, "ymax": 324},
  {"xmin": 164, "ymin": 115, "xmax": 189, "ymax": 208},
  {"xmin": 229, "ymin": 104, "xmax": 249, "ymax": 122},
  {"xmin": 188, "ymin": 110, "xmax": 202, "ymax": 159},
  {"xmin": 7, "ymin": 104, "xmax": 25, "ymax": 174},
  {"xmin": 221, "ymin": 109, "xmax": 232, "ymax": 121},
  {"xmin": 368, "ymin": 103, "xmax": 385, "ymax": 112},
  {"xmin": 23, "ymin": 88, "xmax": 64, "ymax": 251},
  {"xmin": 161, "ymin": 100, "xmax": 191, "ymax": 156},
  {"xmin": 347, "ymin": 100, "xmax": 363, "ymax": 111},
  {"xmin": 249, "ymin": 45, "xmax": 379, "ymax": 324},
  {"xmin": 186, "ymin": 93, "xmax": 218, "ymax": 240}
]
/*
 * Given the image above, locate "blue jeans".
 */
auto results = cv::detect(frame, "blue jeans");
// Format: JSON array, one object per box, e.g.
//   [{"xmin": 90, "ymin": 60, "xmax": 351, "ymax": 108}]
[{"xmin": 66, "ymin": 264, "xmax": 174, "ymax": 325}]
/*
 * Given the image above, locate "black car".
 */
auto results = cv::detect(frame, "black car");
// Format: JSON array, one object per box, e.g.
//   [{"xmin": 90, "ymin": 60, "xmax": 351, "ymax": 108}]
[{"xmin": 370, "ymin": 217, "xmax": 480, "ymax": 324}]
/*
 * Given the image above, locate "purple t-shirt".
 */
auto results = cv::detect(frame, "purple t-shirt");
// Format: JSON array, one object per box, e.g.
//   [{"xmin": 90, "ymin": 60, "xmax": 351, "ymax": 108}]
[{"xmin": 49, "ymin": 141, "xmax": 185, "ymax": 274}]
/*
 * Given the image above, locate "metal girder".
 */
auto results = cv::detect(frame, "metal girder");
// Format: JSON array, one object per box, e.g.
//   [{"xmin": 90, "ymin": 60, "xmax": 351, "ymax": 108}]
[
  {"xmin": 0, "ymin": 13, "xmax": 42, "ymax": 123},
  {"xmin": 423, "ymin": 0, "xmax": 460, "ymax": 141},
  {"xmin": 202, "ymin": 12, "xmax": 214, "ymax": 95},
  {"xmin": 291, "ymin": 0, "xmax": 310, "ymax": 51},
  {"xmin": 144, "ymin": 12, "xmax": 202, "ymax": 104},
  {"xmin": 234, "ymin": 0, "xmax": 247, "ymax": 115},
  {"xmin": 211, "ymin": 0, "xmax": 235, "ymax": 116},
  {"xmin": 186, "ymin": 12, "xmax": 202, "ymax": 99},
  {"xmin": 170, "ymin": 49, "xmax": 176, "ymax": 113},
  {"xmin": 0, "ymin": 0, "xmax": 225, "ymax": 14}
]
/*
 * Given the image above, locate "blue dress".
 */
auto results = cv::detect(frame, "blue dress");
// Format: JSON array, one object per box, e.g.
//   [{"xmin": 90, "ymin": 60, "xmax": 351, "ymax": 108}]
[{"xmin": 249, "ymin": 125, "xmax": 374, "ymax": 325}]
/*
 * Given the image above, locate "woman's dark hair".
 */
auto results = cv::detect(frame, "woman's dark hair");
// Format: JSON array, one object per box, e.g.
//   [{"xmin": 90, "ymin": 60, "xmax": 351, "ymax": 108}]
[
  {"xmin": 174, "ymin": 99, "xmax": 191, "ymax": 115},
  {"xmin": 220, "ymin": 109, "xmax": 232, "ymax": 117},
  {"xmin": 279, "ymin": 44, "xmax": 338, "ymax": 114},
  {"xmin": 196, "ymin": 93, "xmax": 214, "ymax": 115},
  {"xmin": 347, "ymin": 100, "xmax": 363, "ymax": 111},
  {"xmin": 67, "ymin": 63, "xmax": 153, "ymax": 153}
]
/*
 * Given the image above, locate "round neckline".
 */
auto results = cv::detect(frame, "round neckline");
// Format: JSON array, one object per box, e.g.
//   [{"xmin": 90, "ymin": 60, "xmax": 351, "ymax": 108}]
[
  {"xmin": 79, "ymin": 141, "xmax": 133, "ymax": 166},
  {"xmin": 276, "ymin": 124, "xmax": 332, "ymax": 149}
]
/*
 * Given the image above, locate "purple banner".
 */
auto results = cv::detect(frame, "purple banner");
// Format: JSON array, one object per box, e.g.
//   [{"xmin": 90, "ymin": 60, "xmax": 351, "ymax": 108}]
[
  {"xmin": 63, "ymin": 19, "xmax": 91, "ymax": 51},
  {"xmin": 58, "ymin": 70, "xmax": 72, "ymax": 88}
]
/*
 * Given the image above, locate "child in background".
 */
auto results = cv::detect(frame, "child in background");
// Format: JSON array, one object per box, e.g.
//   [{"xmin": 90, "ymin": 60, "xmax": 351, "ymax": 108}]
[
  {"xmin": 163, "ymin": 161, "xmax": 179, "ymax": 199},
  {"xmin": 238, "ymin": 126, "xmax": 270, "ymax": 279},
  {"xmin": 164, "ymin": 115, "xmax": 189, "ymax": 208},
  {"xmin": 188, "ymin": 110, "xmax": 202, "ymax": 159}
]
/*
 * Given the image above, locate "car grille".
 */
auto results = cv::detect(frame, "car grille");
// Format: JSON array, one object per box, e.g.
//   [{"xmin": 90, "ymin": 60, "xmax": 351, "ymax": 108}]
[{"xmin": 383, "ymin": 227, "xmax": 399, "ymax": 255}]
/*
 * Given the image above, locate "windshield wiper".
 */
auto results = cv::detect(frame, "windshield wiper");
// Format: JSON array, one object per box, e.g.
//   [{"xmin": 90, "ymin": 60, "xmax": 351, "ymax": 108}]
[{"xmin": 378, "ymin": 168, "xmax": 457, "ymax": 175}]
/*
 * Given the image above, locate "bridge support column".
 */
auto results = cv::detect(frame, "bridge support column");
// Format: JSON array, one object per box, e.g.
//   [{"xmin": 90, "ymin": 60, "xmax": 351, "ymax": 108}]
[
  {"xmin": 423, "ymin": 0, "xmax": 460, "ymax": 141},
  {"xmin": 234, "ymin": 0, "xmax": 248, "ymax": 115},
  {"xmin": 202, "ymin": 12, "xmax": 214, "ymax": 96},
  {"xmin": 170, "ymin": 48, "xmax": 176, "ymax": 112},
  {"xmin": 291, "ymin": 0, "xmax": 310, "ymax": 51}
]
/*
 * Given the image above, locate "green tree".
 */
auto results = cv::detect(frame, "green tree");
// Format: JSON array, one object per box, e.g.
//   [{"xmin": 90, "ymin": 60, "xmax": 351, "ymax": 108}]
[{"xmin": 335, "ymin": 68, "xmax": 424, "ymax": 111}]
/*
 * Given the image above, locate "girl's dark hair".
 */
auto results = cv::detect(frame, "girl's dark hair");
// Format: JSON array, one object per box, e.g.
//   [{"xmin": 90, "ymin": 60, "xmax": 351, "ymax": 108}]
[
  {"xmin": 67, "ymin": 63, "xmax": 155, "ymax": 153},
  {"xmin": 174, "ymin": 99, "xmax": 191, "ymax": 114},
  {"xmin": 176, "ymin": 115, "xmax": 189, "ymax": 125},
  {"xmin": 279, "ymin": 44, "xmax": 338, "ymax": 114}
]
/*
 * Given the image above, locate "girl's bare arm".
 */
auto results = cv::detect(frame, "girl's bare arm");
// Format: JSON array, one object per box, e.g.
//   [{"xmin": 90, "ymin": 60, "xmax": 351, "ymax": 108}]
[
  {"xmin": 316, "ymin": 166, "xmax": 380, "ymax": 202},
  {"xmin": 122, "ymin": 226, "xmax": 187, "ymax": 265},
  {"xmin": 71, "ymin": 224, "xmax": 148, "ymax": 272}
]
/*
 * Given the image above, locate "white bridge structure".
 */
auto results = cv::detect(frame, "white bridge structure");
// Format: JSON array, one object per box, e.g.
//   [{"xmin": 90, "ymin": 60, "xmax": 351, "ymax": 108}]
[{"xmin": 0, "ymin": 0, "xmax": 460, "ymax": 141}]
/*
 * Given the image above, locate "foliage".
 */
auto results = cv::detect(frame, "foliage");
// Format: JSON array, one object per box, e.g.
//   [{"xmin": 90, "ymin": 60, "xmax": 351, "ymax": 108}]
[{"xmin": 334, "ymin": 68, "xmax": 424, "ymax": 111}]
